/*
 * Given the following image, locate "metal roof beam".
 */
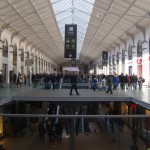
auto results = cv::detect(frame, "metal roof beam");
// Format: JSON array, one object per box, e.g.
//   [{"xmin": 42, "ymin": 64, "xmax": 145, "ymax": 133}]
[
  {"xmin": 51, "ymin": 0, "xmax": 64, "ymax": 5},
  {"xmin": 135, "ymin": 24, "xmax": 146, "ymax": 40}
]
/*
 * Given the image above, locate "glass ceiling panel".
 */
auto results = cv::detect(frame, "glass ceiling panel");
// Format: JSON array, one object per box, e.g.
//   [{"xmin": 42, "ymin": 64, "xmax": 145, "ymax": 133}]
[{"xmin": 51, "ymin": 0, "xmax": 95, "ymax": 59}]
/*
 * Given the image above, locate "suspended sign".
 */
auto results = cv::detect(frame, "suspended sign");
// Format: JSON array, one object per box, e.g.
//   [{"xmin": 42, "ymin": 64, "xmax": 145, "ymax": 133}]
[
  {"xmin": 137, "ymin": 40, "xmax": 142, "ymax": 58},
  {"xmin": 102, "ymin": 51, "xmax": 108, "ymax": 66},
  {"xmin": 63, "ymin": 67, "xmax": 79, "ymax": 72},
  {"xmin": 64, "ymin": 24, "xmax": 77, "ymax": 58},
  {"xmin": 116, "ymin": 52, "xmax": 119, "ymax": 64},
  {"xmin": 122, "ymin": 49, "xmax": 125, "ymax": 63},
  {"xmin": 112, "ymin": 54, "xmax": 116, "ymax": 65},
  {"xmin": 25, "ymin": 59, "xmax": 33, "ymax": 66},
  {"xmin": 128, "ymin": 45, "xmax": 132, "ymax": 60}
]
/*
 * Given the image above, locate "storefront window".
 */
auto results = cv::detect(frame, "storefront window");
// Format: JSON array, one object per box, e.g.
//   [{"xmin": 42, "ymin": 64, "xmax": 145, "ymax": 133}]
[
  {"xmin": 137, "ymin": 40, "xmax": 142, "ymax": 58},
  {"xmin": 128, "ymin": 45, "xmax": 132, "ymax": 60}
]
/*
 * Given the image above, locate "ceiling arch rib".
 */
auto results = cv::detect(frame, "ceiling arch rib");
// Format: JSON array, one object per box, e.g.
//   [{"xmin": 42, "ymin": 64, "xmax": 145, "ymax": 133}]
[
  {"xmin": 81, "ymin": 0, "xmax": 147, "ymax": 63},
  {"xmin": 80, "ymin": 0, "xmax": 115, "ymax": 63},
  {"xmin": 7, "ymin": 0, "xmax": 64, "ymax": 63},
  {"xmin": 28, "ymin": 0, "xmax": 62, "ymax": 56}
]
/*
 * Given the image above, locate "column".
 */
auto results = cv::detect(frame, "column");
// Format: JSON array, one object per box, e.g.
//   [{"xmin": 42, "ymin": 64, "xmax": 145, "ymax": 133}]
[
  {"xmin": 17, "ymin": 48, "xmax": 21, "ymax": 74},
  {"xmin": 132, "ymin": 47, "xmax": 137, "ymax": 74},
  {"xmin": 33, "ymin": 56, "xmax": 36, "ymax": 74},
  {"xmin": 8, "ymin": 46, "xmax": 13, "ymax": 83},
  {"xmin": 37, "ymin": 58, "xmax": 39, "ymax": 73},
  {"xmin": 142, "ymin": 41, "xmax": 148, "ymax": 84}
]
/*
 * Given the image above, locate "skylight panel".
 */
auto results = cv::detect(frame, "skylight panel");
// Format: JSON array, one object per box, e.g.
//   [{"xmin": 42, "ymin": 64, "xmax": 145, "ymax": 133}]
[{"xmin": 51, "ymin": 0, "xmax": 95, "ymax": 59}]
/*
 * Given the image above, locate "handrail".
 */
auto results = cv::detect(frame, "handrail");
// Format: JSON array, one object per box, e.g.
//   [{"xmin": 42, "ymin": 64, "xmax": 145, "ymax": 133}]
[{"xmin": 1, "ymin": 114, "xmax": 150, "ymax": 118}]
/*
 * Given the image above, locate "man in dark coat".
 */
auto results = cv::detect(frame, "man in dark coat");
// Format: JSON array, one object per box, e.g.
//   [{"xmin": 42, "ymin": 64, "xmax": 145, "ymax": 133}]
[
  {"xmin": 106, "ymin": 75, "xmax": 113, "ymax": 94},
  {"xmin": 55, "ymin": 120, "xmax": 63, "ymax": 142},
  {"xmin": 70, "ymin": 72, "xmax": 80, "ymax": 95}
]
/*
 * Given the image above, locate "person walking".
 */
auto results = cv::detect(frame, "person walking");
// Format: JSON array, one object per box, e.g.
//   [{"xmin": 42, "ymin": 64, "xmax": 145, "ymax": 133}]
[
  {"xmin": 16, "ymin": 72, "xmax": 22, "ymax": 88},
  {"xmin": 112, "ymin": 74, "xmax": 119, "ymax": 90},
  {"xmin": 132, "ymin": 74, "xmax": 138, "ymax": 90},
  {"xmin": 29, "ymin": 121, "xmax": 34, "ymax": 136},
  {"xmin": 106, "ymin": 75, "xmax": 113, "ymax": 94},
  {"xmin": 92, "ymin": 76, "xmax": 97, "ymax": 91},
  {"xmin": 70, "ymin": 72, "xmax": 80, "ymax": 95},
  {"xmin": 55, "ymin": 120, "xmax": 63, "ymax": 142}
]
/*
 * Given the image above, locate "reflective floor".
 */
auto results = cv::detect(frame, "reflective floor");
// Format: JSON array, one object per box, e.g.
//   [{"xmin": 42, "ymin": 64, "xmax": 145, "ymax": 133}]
[
  {"xmin": 0, "ymin": 106, "xmax": 146, "ymax": 150},
  {"xmin": 0, "ymin": 85, "xmax": 149, "ymax": 150},
  {"xmin": 1, "ymin": 121, "xmax": 146, "ymax": 150}
]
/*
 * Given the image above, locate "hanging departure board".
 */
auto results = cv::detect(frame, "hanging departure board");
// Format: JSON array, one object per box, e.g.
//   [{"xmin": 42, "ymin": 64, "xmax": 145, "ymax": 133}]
[{"xmin": 64, "ymin": 24, "xmax": 77, "ymax": 58}]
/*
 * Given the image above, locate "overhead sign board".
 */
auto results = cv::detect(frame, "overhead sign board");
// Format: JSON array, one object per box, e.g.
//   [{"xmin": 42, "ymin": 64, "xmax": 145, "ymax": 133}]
[
  {"xmin": 102, "ymin": 51, "xmax": 108, "ymax": 66},
  {"xmin": 64, "ymin": 24, "xmax": 77, "ymax": 58}
]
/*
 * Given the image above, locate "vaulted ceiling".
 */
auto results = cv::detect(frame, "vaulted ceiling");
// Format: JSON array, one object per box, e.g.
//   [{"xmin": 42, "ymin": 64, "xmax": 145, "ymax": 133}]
[{"xmin": 0, "ymin": 0, "xmax": 150, "ymax": 65}]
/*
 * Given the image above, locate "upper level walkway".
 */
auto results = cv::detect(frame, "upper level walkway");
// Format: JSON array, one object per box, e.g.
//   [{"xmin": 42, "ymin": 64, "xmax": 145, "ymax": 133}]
[{"xmin": 0, "ymin": 83, "xmax": 150, "ymax": 109}]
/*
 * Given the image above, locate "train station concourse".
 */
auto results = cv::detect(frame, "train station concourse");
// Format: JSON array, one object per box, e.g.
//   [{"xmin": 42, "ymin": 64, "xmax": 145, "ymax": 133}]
[{"xmin": 0, "ymin": 0, "xmax": 150, "ymax": 150}]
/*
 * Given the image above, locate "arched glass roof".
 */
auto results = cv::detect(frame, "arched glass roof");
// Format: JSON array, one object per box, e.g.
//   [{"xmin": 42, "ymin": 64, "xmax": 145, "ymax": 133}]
[
  {"xmin": 0, "ymin": 0, "xmax": 150, "ymax": 65},
  {"xmin": 51, "ymin": 0, "xmax": 95, "ymax": 58}
]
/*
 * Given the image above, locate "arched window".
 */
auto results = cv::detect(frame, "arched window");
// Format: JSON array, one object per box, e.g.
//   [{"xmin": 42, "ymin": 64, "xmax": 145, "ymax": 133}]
[
  {"xmin": 128, "ymin": 45, "xmax": 132, "ymax": 60},
  {"xmin": 13, "ymin": 45, "xmax": 17, "ymax": 65},
  {"xmin": 137, "ymin": 40, "xmax": 142, "ymax": 58},
  {"xmin": 3, "ymin": 39, "xmax": 8, "ymax": 57},
  {"xmin": 21, "ymin": 48, "xmax": 24, "ymax": 62}
]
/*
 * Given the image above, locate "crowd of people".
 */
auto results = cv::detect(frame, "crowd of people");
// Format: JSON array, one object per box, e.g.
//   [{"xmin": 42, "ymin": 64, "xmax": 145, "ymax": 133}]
[
  {"xmin": 4, "ymin": 103, "xmax": 64, "ymax": 144},
  {"xmin": 0, "ymin": 72, "xmax": 147, "ymax": 150},
  {"xmin": 0, "ymin": 71, "xmax": 146, "ymax": 94},
  {"xmin": 90, "ymin": 73, "xmax": 145, "ymax": 94}
]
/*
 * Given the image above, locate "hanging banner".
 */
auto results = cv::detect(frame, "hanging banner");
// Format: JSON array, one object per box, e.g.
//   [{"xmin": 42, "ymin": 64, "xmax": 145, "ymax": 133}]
[
  {"xmin": 112, "ymin": 54, "xmax": 116, "ymax": 65},
  {"xmin": 64, "ymin": 24, "xmax": 77, "ymax": 58},
  {"xmin": 122, "ymin": 49, "xmax": 125, "ymax": 63},
  {"xmin": 102, "ymin": 51, "xmax": 108, "ymax": 66},
  {"xmin": 117, "ymin": 52, "xmax": 119, "ymax": 64}
]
